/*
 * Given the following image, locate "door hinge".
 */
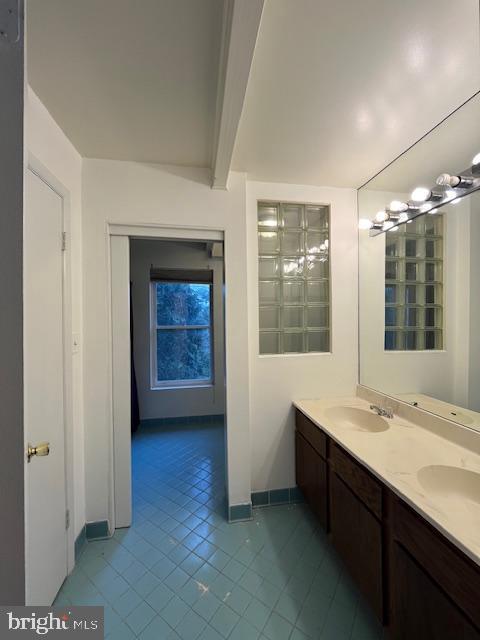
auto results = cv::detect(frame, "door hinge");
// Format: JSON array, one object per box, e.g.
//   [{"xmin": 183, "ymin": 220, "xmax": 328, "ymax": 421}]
[
  {"xmin": 65, "ymin": 509, "xmax": 70, "ymax": 530},
  {"xmin": 62, "ymin": 231, "xmax": 67, "ymax": 251}
]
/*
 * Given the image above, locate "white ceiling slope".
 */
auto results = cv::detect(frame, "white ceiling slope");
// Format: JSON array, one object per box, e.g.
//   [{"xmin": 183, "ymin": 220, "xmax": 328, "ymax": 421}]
[
  {"xmin": 232, "ymin": 0, "xmax": 480, "ymax": 188},
  {"xmin": 27, "ymin": 0, "xmax": 224, "ymax": 167}
]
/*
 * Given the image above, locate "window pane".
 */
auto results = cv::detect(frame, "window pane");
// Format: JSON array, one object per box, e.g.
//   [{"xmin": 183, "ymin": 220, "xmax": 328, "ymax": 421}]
[
  {"xmin": 306, "ymin": 330, "xmax": 329, "ymax": 352},
  {"xmin": 156, "ymin": 283, "xmax": 210, "ymax": 326},
  {"xmin": 259, "ymin": 257, "xmax": 279, "ymax": 279},
  {"xmin": 284, "ymin": 332, "xmax": 304, "ymax": 353},
  {"xmin": 156, "ymin": 328, "xmax": 211, "ymax": 382},
  {"xmin": 385, "ymin": 284, "xmax": 397, "ymax": 304},
  {"xmin": 405, "ymin": 262, "xmax": 418, "ymax": 280},
  {"xmin": 405, "ymin": 307, "xmax": 419, "ymax": 327},
  {"xmin": 259, "ymin": 281, "xmax": 280, "ymax": 304},
  {"xmin": 281, "ymin": 204, "xmax": 304, "ymax": 228},
  {"xmin": 259, "ymin": 307, "xmax": 280, "ymax": 330},
  {"xmin": 385, "ymin": 307, "xmax": 397, "ymax": 326},
  {"xmin": 259, "ymin": 332, "xmax": 280, "ymax": 354},
  {"xmin": 385, "ymin": 331, "xmax": 397, "ymax": 350},
  {"xmin": 404, "ymin": 331, "xmax": 417, "ymax": 350},
  {"xmin": 306, "ymin": 206, "xmax": 328, "ymax": 230},
  {"xmin": 258, "ymin": 204, "xmax": 278, "ymax": 229},
  {"xmin": 405, "ymin": 285, "xmax": 417, "ymax": 304},
  {"xmin": 283, "ymin": 306, "xmax": 304, "ymax": 328},
  {"xmin": 258, "ymin": 231, "xmax": 280, "ymax": 254},
  {"xmin": 386, "ymin": 260, "xmax": 398, "ymax": 280}
]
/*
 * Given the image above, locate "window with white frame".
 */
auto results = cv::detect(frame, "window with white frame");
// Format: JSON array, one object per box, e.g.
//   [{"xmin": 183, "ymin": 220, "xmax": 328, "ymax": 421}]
[
  {"xmin": 385, "ymin": 214, "xmax": 443, "ymax": 351},
  {"xmin": 257, "ymin": 201, "xmax": 330, "ymax": 354},
  {"xmin": 150, "ymin": 270, "xmax": 213, "ymax": 387}
]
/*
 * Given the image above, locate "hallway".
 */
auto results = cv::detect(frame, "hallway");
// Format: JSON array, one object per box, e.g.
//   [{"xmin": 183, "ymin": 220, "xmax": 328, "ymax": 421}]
[{"xmin": 55, "ymin": 419, "xmax": 383, "ymax": 639}]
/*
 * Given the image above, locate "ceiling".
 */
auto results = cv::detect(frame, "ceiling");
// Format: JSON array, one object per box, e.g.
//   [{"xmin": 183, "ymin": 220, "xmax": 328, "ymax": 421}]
[
  {"xmin": 27, "ymin": 0, "xmax": 480, "ymax": 187},
  {"xmin": 362, "ymin": 92, "xmax": 480, "ymax": 194},
  {"xmin": 26, "ymin": 0, "xmax": 223, "ymax": 167},
  {"xmin": 232, "ymin": 0, "xmax": 480, "ymax": 188}
]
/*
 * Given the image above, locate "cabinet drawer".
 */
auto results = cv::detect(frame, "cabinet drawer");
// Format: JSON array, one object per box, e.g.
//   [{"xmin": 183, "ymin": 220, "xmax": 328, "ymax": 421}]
[
  {"xmin": 295, "ymin": 409, "xmax": 327, "ymax": 459},
  {"xmin": 392, "ymin": 497, "xmax": 480, "ymax": 631},
  {"xmin": 331, "ymin": 442, "xmax": 382, "ymax": 519}
]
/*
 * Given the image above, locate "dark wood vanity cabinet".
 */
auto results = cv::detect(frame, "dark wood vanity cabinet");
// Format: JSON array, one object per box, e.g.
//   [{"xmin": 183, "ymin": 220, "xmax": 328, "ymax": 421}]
[
  {"xmin": 329, "ymin": 443, "xmax": 383, "ymax": 621},
  {"xmin": 294, "ymin": 408, "xmax": 480, "ymax": 639},
  {"xmin": 295, "ymin": 414, "xmax": 328, "ymax": 528},
  {"xmin": 390, "ymin": 496, "xmax": 480, "ymax": 639}
]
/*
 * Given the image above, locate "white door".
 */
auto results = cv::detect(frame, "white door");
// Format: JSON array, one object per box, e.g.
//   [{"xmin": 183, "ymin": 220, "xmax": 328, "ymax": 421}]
[{"xmin": 25, "ymin": 169, "xmax": 68, "ymax": 605}]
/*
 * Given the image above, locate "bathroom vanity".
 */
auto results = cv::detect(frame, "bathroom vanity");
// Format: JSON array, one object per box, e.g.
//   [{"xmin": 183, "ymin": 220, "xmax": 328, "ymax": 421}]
[{"xmin": 294, "ymin": 397, "xmax": 480, "ymax": 639}]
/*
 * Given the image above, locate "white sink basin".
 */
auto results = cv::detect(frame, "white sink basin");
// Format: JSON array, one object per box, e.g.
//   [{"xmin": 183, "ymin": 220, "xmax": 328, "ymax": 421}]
[
  {"xmin": 417, "ymin": 465, "xmax": 480, "ymax": 505},
  {"xmin": 324, "ymin": 406, "xmax": 389, "ymax": 433}
]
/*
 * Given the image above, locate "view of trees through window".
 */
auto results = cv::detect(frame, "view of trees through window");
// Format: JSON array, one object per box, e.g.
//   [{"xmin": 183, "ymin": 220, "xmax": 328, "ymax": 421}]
[{"xmin": 154, "ymin": 282, "xmax": 212, "ymax": 384}]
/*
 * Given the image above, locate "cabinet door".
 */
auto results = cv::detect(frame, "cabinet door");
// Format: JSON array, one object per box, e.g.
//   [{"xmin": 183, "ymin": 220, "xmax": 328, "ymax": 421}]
[
  {"xmin": 306, "ymin": 440, "xmax": 327, "ymax": 529},
  {"xmin": 295, "ymin": 431, "xmax": 327, "ymax": 529},
  {"xmin": 392, "ymin": 541, "xmax": 480, "ymax": 640},
  {"xmin": 295, "ymin": 430, "xmax": 307, "ymax": 497},
  {"xmin": 330, "ymin": 471, "xmax": 383, "ymax": 620}
]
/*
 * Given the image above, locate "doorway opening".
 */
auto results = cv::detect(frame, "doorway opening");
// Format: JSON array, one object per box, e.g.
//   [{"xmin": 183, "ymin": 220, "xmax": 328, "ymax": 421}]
[
  {"xmin": 129, "ymin": 237, "xmax": 227, "ymax": 530},
  {"xmin": 110, "ymin": 229, "xmax": 228, "ymax": 534}
]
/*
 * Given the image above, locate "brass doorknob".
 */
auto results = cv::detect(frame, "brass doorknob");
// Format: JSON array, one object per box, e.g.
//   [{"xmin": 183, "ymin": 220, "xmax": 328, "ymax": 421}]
[{"xmin": 27, "ymin": 442, "xmax": 50, "ymax": 463}]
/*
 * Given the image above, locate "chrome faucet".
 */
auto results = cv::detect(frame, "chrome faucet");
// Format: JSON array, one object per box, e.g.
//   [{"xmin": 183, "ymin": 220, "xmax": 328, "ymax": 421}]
[{"xmin": 370, "ymin": 404, "xmax": 393, "ymax": 419}]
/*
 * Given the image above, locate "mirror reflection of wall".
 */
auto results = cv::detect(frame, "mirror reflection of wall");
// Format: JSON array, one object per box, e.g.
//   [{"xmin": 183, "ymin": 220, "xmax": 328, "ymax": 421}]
[{"xmin": 358, "ymin": 92, "xmax": 480, "ymax": 430}]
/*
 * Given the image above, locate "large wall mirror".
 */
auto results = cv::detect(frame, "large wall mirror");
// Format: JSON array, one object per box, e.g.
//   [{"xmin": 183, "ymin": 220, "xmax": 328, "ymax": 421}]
[{"xmin": 358, "ymin": 91, "xmax": 480, "ymax": 429}]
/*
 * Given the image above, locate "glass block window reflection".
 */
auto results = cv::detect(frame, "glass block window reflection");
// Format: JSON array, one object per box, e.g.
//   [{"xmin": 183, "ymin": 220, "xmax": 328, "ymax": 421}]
[
  {"xmin": 258, "ymin": 201, "xmax": 330, "ymax": 354},
  {"xmin": 385, "ymin": 214, "xmax": 443, "ymax": 351}
]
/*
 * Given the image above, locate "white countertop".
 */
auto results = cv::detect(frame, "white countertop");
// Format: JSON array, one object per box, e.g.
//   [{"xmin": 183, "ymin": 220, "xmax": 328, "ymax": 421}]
[{"xmin": 294, "ymin": 396, "xmax": 480, "ymax": 566}]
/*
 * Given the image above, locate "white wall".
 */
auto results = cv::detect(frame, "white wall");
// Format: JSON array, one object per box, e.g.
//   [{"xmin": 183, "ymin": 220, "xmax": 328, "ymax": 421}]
[
  {"xmin": 130, "ymin": 239, "xmax": 225, "ymax": 420},
  {"xmin": 82, "ymin": 161, "xmax": 251, "ymax": 525},
  {"xmin": 25, "ymin": 88, "xmax": 85, "ymax": 540},
  {"xmin": 247, "ymin": 182, "xmax": 358, "ymax": 492}
]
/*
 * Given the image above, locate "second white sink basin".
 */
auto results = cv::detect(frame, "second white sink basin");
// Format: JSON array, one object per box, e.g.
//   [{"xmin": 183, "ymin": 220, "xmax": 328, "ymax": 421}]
[
  {"xmin": 324, "ymin": 406, "xmax": 389, "ymax": 432},
  {"xmin": 417, "ymin": 465, "xmax": 480, "ymax": 505}
]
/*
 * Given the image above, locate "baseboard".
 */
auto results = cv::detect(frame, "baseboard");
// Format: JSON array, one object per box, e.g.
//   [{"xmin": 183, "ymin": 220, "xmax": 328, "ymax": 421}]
[
  {"xmin": 140, "ymin": 414, "xmax": 224, "ymax": 427},
  {"xmin": 74, "ymin": 525, "xmax": 87, "ymax": 562},
  {"xmin": 251, "ymin": 486, "xmax": 305, "ymax": 508},
  {"xmin": 85, "ymin": 520, "xmax": 110, "ymax": 540},
  {"xmin": 228, "ymin": 503, "xmax": 253, "ymax": 522}
]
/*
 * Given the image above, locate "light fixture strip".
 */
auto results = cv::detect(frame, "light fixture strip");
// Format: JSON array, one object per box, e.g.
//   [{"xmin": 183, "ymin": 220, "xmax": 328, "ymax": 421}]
[{"xmin": 363, "ymin": 155, "xmax": 480, "ymax": 236}]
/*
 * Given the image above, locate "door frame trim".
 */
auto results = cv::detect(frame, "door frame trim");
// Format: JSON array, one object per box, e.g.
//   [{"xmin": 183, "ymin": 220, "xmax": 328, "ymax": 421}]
[
  {"xmin": 25, "ymin": 154, "xmax": 75, "ymax": 583},
  {"xmin": 107, "ymin": 223, "xmax": 226, "ymax": 532}
]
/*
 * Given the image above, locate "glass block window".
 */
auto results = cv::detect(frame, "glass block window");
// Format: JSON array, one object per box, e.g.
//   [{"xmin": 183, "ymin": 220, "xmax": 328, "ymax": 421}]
[
  {"xmin": 258, "ymin": 201, "xmax": 330, "ymax": 354},
  {"xmin": 385, "ymin": 214, "xmax": 443, "ymax": 351}
]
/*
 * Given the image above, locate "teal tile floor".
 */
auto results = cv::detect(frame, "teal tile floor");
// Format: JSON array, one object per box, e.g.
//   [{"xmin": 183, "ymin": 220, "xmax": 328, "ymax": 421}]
[{"xmin": 55, "ymin": 418, "xmax": 384, "ymax": 639}]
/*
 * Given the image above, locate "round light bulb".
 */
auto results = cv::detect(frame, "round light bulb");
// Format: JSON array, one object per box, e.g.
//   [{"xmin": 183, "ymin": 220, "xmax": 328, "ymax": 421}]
[
  {"xmin": 389, "ymin": 200, "xmax": 408, "ymax": 212},
  {"xmin": 375, "ymin": 210, "xmax": 389, "ymax": 222},
  {"xmin": 472, "ymin": 152, "xmax": 480, "ymax": 165},
  {"xmin": 411, "ymin": 187, "xmax": 431, "ymax": 202},
  {"xmin": 358, "ymin": 218, "xmax": 373, "ymax": 230}
]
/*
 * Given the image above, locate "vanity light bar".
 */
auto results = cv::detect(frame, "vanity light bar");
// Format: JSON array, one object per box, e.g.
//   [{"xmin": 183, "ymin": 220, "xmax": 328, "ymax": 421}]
[{"xmin": 362, "ymin": 153, "xmax": 480, "ymax": 236}]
